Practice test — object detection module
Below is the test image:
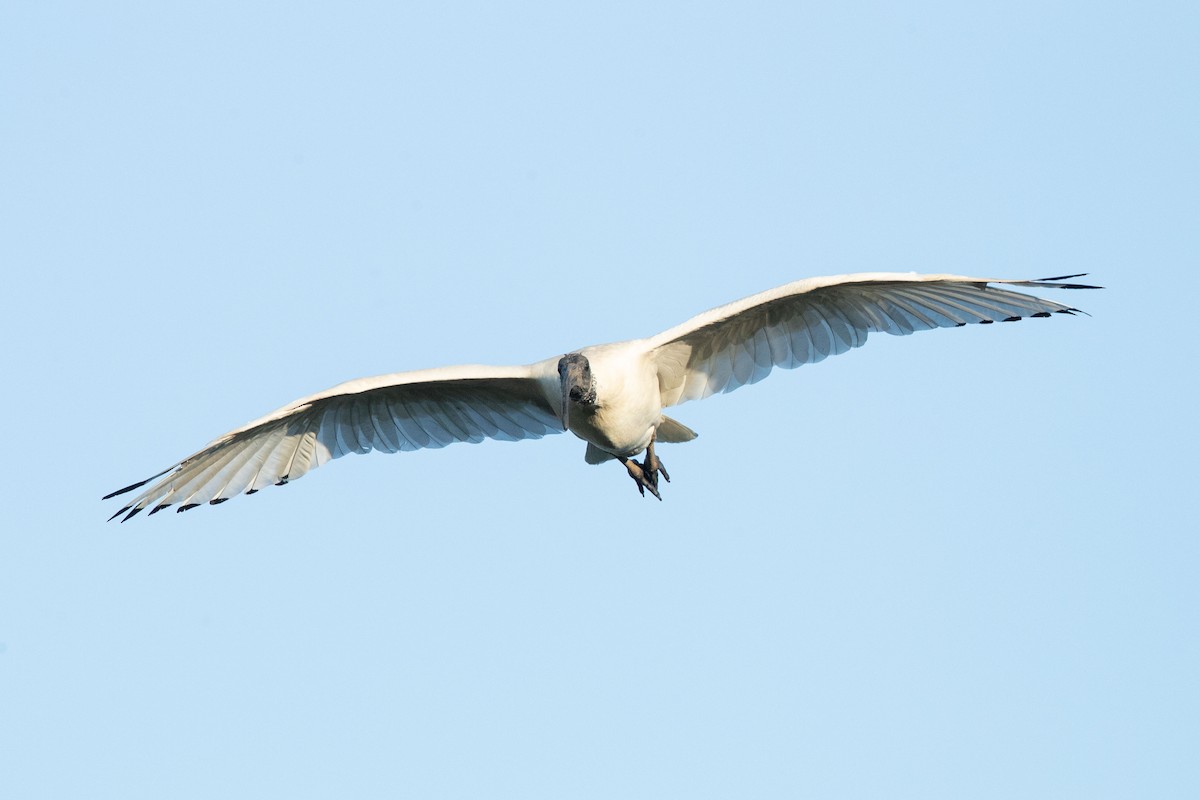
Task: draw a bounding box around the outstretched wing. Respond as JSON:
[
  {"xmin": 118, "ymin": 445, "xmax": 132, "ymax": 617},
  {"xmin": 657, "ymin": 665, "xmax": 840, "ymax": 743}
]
[
  {"xmin": 105, "ymin": 362, "xmax": 562, "ymax": 521},
  {"xmin": 649, "ymin": 273, "xmax": 1099, "ymax": 406}
]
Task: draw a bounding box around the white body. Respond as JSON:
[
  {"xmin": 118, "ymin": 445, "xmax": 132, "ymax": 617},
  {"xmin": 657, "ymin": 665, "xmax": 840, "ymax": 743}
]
[{"xmin": 558, "ymin": 342, "xmax": 662, "ymax": 458}]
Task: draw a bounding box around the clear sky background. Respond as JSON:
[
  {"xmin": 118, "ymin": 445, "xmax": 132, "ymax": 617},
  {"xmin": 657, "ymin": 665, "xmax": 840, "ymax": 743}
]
[{"xmin": 2, "ymin": 2, "xmax": 1197, "ymax": 798}]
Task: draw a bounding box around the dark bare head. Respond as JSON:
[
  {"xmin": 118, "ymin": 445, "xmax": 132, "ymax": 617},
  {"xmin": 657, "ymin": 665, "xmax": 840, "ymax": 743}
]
[{"xmin": 557, "ymin": 353, "xmax": 596, "ymax": 430}]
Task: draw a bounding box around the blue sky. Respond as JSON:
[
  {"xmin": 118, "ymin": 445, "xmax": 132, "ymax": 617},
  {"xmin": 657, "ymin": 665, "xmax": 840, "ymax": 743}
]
[{"xmin": 2, "ymin": 1, "xmax": 1197, "ymax": 797}]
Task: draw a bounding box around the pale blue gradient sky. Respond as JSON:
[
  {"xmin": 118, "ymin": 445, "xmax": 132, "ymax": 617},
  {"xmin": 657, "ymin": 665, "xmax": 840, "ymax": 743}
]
[{"xmin": 2, "ymin": 2, "xmax": 1197, "ymax": 798}]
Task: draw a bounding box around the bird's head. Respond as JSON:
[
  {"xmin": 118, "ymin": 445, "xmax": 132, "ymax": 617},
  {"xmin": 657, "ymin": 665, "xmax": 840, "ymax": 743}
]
[{"xmin": 557, "ymin": 352, "xmax": 596, "ymax": 430}]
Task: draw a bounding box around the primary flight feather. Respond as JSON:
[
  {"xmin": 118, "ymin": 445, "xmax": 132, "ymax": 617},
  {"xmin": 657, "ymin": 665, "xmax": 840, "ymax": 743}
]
[{"xmin": 105, "ymin": 272, "xmax": 1098, "ymax": 520}]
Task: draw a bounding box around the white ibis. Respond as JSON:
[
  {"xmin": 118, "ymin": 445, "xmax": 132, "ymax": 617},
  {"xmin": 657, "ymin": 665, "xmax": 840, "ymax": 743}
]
[{"xmin": 105, "ymin": 272, "xmax": 1098, "ymax": 520}]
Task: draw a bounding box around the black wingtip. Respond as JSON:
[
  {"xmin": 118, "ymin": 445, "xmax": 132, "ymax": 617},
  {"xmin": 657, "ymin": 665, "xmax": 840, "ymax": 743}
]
[
  {"xmin": 1034, "ymin": 273, "xmax": 1103, "ymax": 289},
  {"xmin": 102, "ymin": 478, "xmax": 152, "ymax": 501},
  {"xmin": 108, "ymin": 506, "xmax": 132, "ymax": 522},
  {"xmin": 177, "ymin": 503, "xmax": 200, "ymax": 514}
]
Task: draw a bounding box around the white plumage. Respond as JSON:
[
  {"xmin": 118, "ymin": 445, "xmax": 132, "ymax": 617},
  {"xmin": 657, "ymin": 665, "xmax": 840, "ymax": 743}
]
[{"xmin": 105, "ymin": 272, "xmax": 1097, "ymax": 519}]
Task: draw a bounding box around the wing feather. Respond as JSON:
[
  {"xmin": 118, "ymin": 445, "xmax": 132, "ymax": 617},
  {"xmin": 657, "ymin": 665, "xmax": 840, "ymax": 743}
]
[
  {"xmin": 651, "ymin": 272, "xmax": 1098, "ymax": 407},
  {"xmin": 162, "ymin": 428, "xmax": 269, "ymax": 508},
  {"xmin": 106, "ymin": 362, "xmax": 562, "ymax": 520},
  {"xmin": 368, "ymin": 395, "xmax": 404, "ymax": 453},
  {"xmin": 252, "ymin": 421, "xmax": 311, "ymax": 490},
  {"xmin": 202, "ymin": 428, "xmax": 288, "ymax": 505}
]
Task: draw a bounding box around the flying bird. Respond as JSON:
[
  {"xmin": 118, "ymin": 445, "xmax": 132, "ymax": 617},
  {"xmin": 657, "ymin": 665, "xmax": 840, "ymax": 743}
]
[{"xmin": 105, "ymin": 272, "xmax": 1098, "ymax": 520}]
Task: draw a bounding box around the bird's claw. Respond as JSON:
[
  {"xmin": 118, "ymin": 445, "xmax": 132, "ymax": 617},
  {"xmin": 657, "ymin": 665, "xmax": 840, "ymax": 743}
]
[
  {"xmin": 624, "ymin": 459, "xmax": 663, "ymax": 501},
  {"xmin": 643, "ymin": 453, "xmax": 670, "ymax": 485},
  {"xmin": 621, "ymin": 434, "xmax": 669, "ymax": 501}
]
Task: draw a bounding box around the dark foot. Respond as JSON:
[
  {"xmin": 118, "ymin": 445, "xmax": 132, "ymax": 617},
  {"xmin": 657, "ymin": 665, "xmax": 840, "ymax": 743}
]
[
  {"xmin": 640, "ymin": 434, "xmax": 669, "ymax": 490},
  {"xmin": 641, "ymin": 450, "xmax": 670, "ymax": 487},
  {"xmin": 623, "ymin": 458, "xmax": 662, "ymax": 501},
  {"xmin": 620, "ymin": 432, "xmax": 671, "ymax": 501}
]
